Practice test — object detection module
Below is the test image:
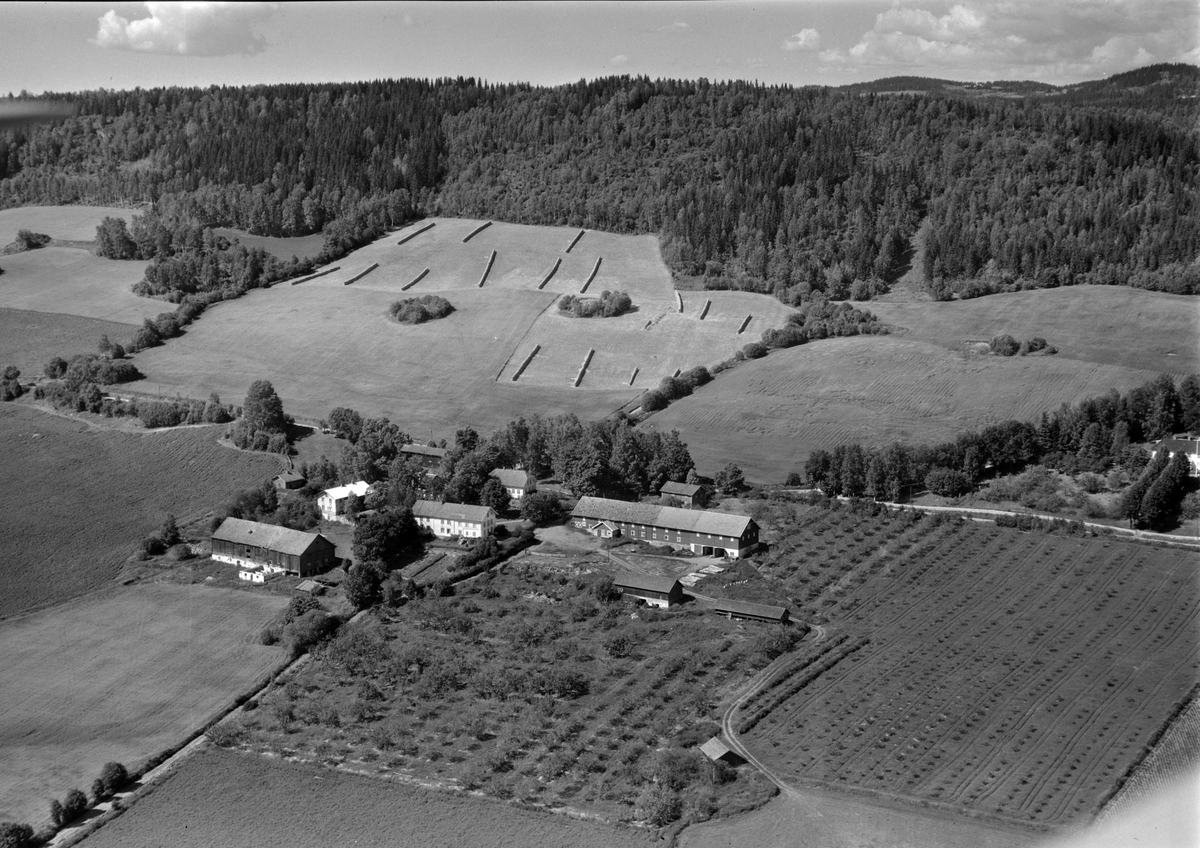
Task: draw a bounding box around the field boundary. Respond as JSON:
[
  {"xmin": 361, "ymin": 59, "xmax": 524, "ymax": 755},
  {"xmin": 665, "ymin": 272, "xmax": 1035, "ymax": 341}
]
[
  {"xmin": 396, "ymin": 221, "xmax": 435, "ymax": 245},
  {"xmin": 574, "ymin": 348, "xmax": 595, "ymax": 387},
  {"xmin": 342, "ymin": 263, "xmax": 378, "ymax": 286},
  {"xmin": 478, "ymin": 250, "xmax": 497, "ymax": 287},
  {"xmin": 401, "ymin": 268, "xmax": 430, "ymax": 291},
  {"xmin": 509, "ymin": 344, "xmax": 542, "ymax": 382},
  {"xmin": 289, "ymin": 266, "xmax": 340, "ymax": 286},
  {"xmin": 580, "ymin": 257, "xmax": 602, "ymax": 294},
  {"xmin": 565, "ymin": 230, "xmax": 585, "ymax": 253},
  {"xmin": 462, "ymin": 221, "xmax": 492, "ymax": 243},
  {"xmin": 538, "ymin": 258, "xmax": 562, "ymax": 290}
]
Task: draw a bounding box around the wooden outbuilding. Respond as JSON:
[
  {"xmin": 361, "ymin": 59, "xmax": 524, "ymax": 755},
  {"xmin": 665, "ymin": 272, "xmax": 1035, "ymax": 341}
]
[
  {"xmin": 713, "ymin": 598, "xmax": 790, "ymax": 624},
  {"xmin": 400, "ymin": 443, "xmax": 448, "ymax": 472},
  {"xmin": 699, "ymin": 736, "xmax": 743, "ymax": 765},
  {"xmin": 211, "ymin": 518, "xmax": 337, "ymax": 578},
  {"xmin": 490, "ymin": 468, "xmax": 536, "ymax": 502},
  {"xmin": 660, "ymin": 481, "xmax": 707, "ymax": 507},
  {"xmin": 571, "ymin": 496, "xmax": 759, "ymax": 558},
  {"xmin": 272, "ymin": 471, "xmax": 306, "ymax": 490},
  {"xmin": 612, "ymin": 572, "xmax": 683, "ymax": 608}
]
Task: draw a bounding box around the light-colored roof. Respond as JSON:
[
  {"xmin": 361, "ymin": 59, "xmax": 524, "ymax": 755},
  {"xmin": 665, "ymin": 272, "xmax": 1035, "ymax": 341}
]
[
  {"xmin": 295, "ymin": 579, "xmax": 323, "ymax": 593},
  {"xmin": 413, "ymin": 500, "xmax": 496, "ymax": 523},
  {"xmin": 714, "ymin": 598, "xmax": 789, "ymax": 621},
  {"xmin": 401, "ymin": 443, "xmax": 448, "ymax": 458},
  {"xmin": 699, "ymin": 736, "xmax": 733, "ymax": 761},
  {"xmin": 571, "ymin": 496, "xmax": 754, "ymax": 538},
  {"xmin": 274, "ymin": 471, "xmax": 305, "ymax": 482},
  {"xmin": 490, "ymin": 468, "xmax": 532, "ymax": 489},
  {"xmin": 212, "ymin": 517, "xmax": 329, "ymax": 557},
  {"xmin": 613, "ymin": 571, "xmax": 681, "ymax": 595},
  {"xmin": 660, "ymin": 481, "xmax": 703, "ymax": 497},
  {"xmin": 321, "ymin": 481, "xmax": 372, "ymax": 500},
  {"xmin": 1154, "ymin": 438, "xmax": 1200, "ymax": 456}
]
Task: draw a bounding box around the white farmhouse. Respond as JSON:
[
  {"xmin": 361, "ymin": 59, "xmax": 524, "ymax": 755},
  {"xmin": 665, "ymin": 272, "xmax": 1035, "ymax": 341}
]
[
  {"xmin": 317, "ymin": 481, "xmax": 373, "ymax": 522},
  {"xmin": 489, "ymin": 468, "xmax": 536, "ymax": 502},
  {"xmin": 1151, "ymin": 437, "xmax": 1200, "ymax": 476},
  {"xmin": 413, "ymin": 500, "xmax": 496, "ymax": 539}
]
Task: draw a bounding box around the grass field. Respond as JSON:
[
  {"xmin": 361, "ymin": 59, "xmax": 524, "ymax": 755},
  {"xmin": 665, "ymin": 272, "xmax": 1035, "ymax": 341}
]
[
  {"xmin": 0, "ymin": 584, "xmax": 288, "ymax": 828},
  {"xmin": 649, "ymin": 334, "xmax": 1174, "ymax": 482},
  {"xmin": 724, "ymin": 508, "xmax": 1199, "ymax": 828},
  {"xmin": 0, "ymin": 308, "xmax": 137, "ymax": 376},
  {"xmin": 126, "ymin": 218, "xmax": 791, "ymax": 435},
  {"xmin": 0, "ymin": 247, "xmax": 154, "ymax": 324},
  {"xmin": 0, "ymin": 205, "xmax": 136, "ymax": 243},
  {"xmin": 0, "ymin": 403, "xmax": 282, "ymax": 618},
  {"xmin": 211, "ymin": 228, "xmax": 326, "ymax": 262},
  {"xmin": 81, "ymin": 748, "xmax": 655, "ymax": 848},
  {"xmin": 868, "ymin": 286, "xmax": 1200, "ymax": 375}
]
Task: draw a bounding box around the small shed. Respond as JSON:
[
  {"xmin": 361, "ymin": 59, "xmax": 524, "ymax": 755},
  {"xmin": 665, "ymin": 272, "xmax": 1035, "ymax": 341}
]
[
  {"xmin": 713, "ymin": 598, "xmax": 790, "ymax": 624},
  {"xmin": 273, "ymin": 471, "xmax": 306, "ymax": 490},
  {"xmin": 660, "ymin": 481, "xmax": 706, "ymax": 507},
  {"xmin": 699, "ymin": 736, "xmax": 743, "ymax": 765},
  {"xmin": 295, "ymin": 579, "xmax": 324, "ymax": 595},
  {"xmin": 590, "ymin": 520, "xmax": 620, "ymax": 539},
  {"xmin": 612, "ymin": 572, "xmax": 683, "ymax": 609}
]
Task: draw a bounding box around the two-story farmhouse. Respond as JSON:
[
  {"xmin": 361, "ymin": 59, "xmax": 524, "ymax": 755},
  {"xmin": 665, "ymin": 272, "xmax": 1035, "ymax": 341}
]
[
  {"xmin": 317, "ymin": 481, "xmax": 373, "ymax": 522},
  {"xmin": 211, "ymin": 517, "xmax": 337, "ymax": 581},
  {"xmin": 400, "ymin": 443, "xmax": 448, "ymax": 473},
  {"xmin": 413, "ymin": 500, "xmax": 496, "ymax": 538},
  {"xmin": 490, "ymin": 468, "xmax": 536, "ymax": 502},
  {"xmin": 571, "ymin": 496, "xmax": 759, "ymax": 558},
  {"xmin": 1151, "ymin": 437, "xmax": 1200, "ymax": 476}
]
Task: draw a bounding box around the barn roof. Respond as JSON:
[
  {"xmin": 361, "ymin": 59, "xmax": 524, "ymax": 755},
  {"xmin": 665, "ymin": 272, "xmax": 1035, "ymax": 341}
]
[
  {"xmin": 571, "ymin": 496, "xmax": 754, "ymax": 538},
  {"xmin": 713, "ymin": 598, "xmax": 789, "ymax": 621},
  {"xmin": 401, "ymin": 443, "xmax": 448, "ymax": 458},
  {"xmin": 660, "ymin": 481, "xmax": 703, "ymax": 497},
  {"xmin": 212, "ymin": 518, "xmax": 329, "ymax": 556},
  {"xmin": 413, "ymin": 500, "xmax": 496, "ymax": 523},
  {"xmin": 1154, "ymin": 438, "xmax": 1200, "ymax": 456},
  {"xmin": 699, "ymin": 736, "xmax": 733, "ymax": 761},
  {"xmin": 490, "ymin": 468, "xmax": 532, "ymax": 489},
  {"xmin": 613, "ymin": 571, "xmax": 681, "ymax": 595}
]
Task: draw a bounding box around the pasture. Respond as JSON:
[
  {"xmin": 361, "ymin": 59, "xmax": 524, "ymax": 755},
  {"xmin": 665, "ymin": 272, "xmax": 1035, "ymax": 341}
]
[
  {"xmin": 126, "ymin": 219, "xmax": 791, "ymax": 436},
  {"xmin": 649, "ymin": 335, "xmax": 1172, "ymax": 483},
  {"xmin": 0, "ymin": 584, "xmax": 288, "ymax": 829},
  {"xmin": 0, "ymin": 404, "xmax": 281, "ymax": 618},
  {"xmin": 80, "ymin": 748, "xmax": 655, "ymax": 848},
  {"xmin": 869, "ymin": 286, "xmax": 1200, "ymax": 375},
  {"xmin": 0, "ymin": 246, "xmax": 154, "ymax": 324},
  {"xmin": 211, "ymin": 228, "xmax": 326, "ymax": 262},
  {"xmin": 730, "ymin": 509, "xmax": 1199, "ymax": 827},
  {"xmin": 0, "ymin": 205, "xmax": 136, "ymax": 242},
  {"xmin": 0, "ymin": 308, "xmax": 136, "ymax": 376}
]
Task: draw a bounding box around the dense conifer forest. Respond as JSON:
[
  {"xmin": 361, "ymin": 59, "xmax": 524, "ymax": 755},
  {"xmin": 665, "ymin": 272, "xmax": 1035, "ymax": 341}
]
[{"xmin": 1, "ymin": 63, "xmax": 1196, "ymax": 300}]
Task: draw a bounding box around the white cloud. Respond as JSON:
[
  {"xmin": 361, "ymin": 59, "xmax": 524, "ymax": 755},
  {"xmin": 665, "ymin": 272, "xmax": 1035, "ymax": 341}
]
[
  {"xmin": 821, "ymin": 0, "xmax": 1199, "ymax": 82},
  {"xmin": 610, "ymin": 54, "xmax": 629, "ymax": 66},
  {"xmin": 659, "ymin": 22, "xmax": 690, "ymax": 33},
  {"xmin": 782, "ymin": 28, "xmax": 821, "ymax": 52},
  {"xmin": 94, "ymin": 2, "xmax": 276, "ymax": 56}
]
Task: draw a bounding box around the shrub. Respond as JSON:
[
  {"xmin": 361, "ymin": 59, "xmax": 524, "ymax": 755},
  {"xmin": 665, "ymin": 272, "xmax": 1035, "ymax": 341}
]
[
  {"xmin": 634, "ymin": 784, "xmax": 682, "ymax": 826},
  {"xmin": 98, "ymin": 762, "xmax": 128, "ymax": 797},
  {"xmin": 558, "ymin": 290, "xmax": 633, "ymax": 318},
  {"xmin": 283, "ymin": 610, "xmax": 338, "ymax": 655},
  {"xmin": 924, "ymin": 468, "xmax": 974, "ymax": 497},
  {"xmin": 741, "ymin": 342, "xmax": 768, "ymax": 359},
  {"xmin": 0, "ymin": 822, "xmax": 34, "ymax": 848},
  {"xmin": 390, "ymin": 295, "xmax": 454, "ymax": 324},
  {"xmin": 989, "ymin": 334, "xmax": 1019, "ymax": 356},
  {"xmin": 14, "ymin": 229, "xmax": 50, "ymax": 250}
]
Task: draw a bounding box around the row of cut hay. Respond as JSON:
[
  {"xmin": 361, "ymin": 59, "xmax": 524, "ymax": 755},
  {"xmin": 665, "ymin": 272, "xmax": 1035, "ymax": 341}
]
[
  {"xmin": 401, "ymin": 268, "xmax": 430, "ymax": 291},
  {"xmin": 343, "ymin": 263, "xmax": 379, "ymax": 286},
  {"xmin": 698, "ymin": 299, "xmax": 712, "ymax": 320},
  {"xmin": 579, "ymin": 257, "xmax": 603, "ymax": 294},
  {"xmin": 289, "ymin": 266, "xmax": 340, "ymax": 286},
  {"xmin": 462, "ymin": 220, "xmax": 493, "ymax": 243},
  {"xmin": 509, "ymin": 344, "xmax": 542, "ymax": 382},
  {"xmin": 629, "ymin": 366, "xmax": 639, "ymax": 386},
  {"xmin": 396, "ymin": 221, "xmax": 436, "ymax": 245},
  {"xmin": 574, "ymin": 348, "xmax": 595, "ymax": 387},
  {"xmin": 677, "ymin": 292, "xmax": 684, "ymax": 313},
  {"xmin": 737, "ymin": 314, "xmax": 753, "ymax": 333},
  {"xmin": 538, "ymin": 257, "xmax": 562, "ymax": 290},
  {"xmin": 478, "ymin": 250, "xmax": 498, "ymax": 287},
  {"xmin": 565, "ymin": 229, "xmax": 586, "ymax": 253}
]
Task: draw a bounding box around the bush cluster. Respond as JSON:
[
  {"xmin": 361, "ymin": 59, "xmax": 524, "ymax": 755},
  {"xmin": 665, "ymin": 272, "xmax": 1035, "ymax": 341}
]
[
  {"xmin": 558, "ymin": 290, "xmax": 633, "ymax": 318},
  {"xmin": 989, "ymin": 334, "xmax": 1057, "ymax": 356},
  {"xmin": 640, "ymin": 366, "xmax": 712, "ymax": 413},
  {"xmin": 389, "ymin": 294, "xmax": 454, "ymax": 324},
  {"xmin": 1, "ymin": 366, "xmax": 22, "ymax": 401}
]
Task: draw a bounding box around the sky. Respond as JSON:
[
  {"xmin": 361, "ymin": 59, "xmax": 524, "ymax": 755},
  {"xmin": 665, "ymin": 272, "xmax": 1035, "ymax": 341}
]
[{"xmin": 2, "ymin": 1, "xmax": 1197, "ymax": 95}]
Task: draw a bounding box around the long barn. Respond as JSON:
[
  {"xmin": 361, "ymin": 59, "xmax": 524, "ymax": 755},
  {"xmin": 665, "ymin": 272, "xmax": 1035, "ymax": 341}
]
[
  {"xmin": 211, "ymin": 517, "xmax": 337, "ymax": 579},
  {"xmin": 571, "ymin": 496, "xmax": 759, "ymax": 558}
]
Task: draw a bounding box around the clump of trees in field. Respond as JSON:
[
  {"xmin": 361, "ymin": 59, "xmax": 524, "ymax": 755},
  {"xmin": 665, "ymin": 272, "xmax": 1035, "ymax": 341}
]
[
  {"xmin": 228, "ymin": 380, "xmax": 292, "ymax": 453},
  {"xmin": 640, "ymin": 366, "xmax": 712, "ymax": 413},
  {"xmin": 989, "ymin": 334, "xmax": 1056, "ymax": 356},
  {"xmin": 389, "ymin": 294, "xmax": 454, "ymax": 324},
  {"xmin": 1, "ymin": 366, "xmax": 22, "ymax": 401},
  {"xmin": 558, "ymin": 290, "xmax": 633, "ymax": 318},
  {"xmin": 3, "ymin": 229, "xmax": 50, "ymax": 253}
]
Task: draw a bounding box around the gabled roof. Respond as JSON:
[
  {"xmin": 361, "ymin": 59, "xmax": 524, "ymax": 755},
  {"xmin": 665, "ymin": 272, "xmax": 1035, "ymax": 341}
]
[
  {"xmin": 1154, "ymin": 438, "xmax": 1200, "ymax": 456},
  {"xmin": 699, "ymin": 736, "xmax": 733, "ymax": 761},
  {"xmin": 321, "ymin": 481, "xmax": 372, "ymax": 500},
  {"xmin": 571, "ymin": 496, "xmax": 754, "ymax": 538},
  {"xmin": 613, "ymin": 571, "xmax": 681, "ymax": 595},
  {"xmin": 413, "ymin": 500, "xmax": 496, "ymax": 523},
  {"xmin": 661, "ymin": 481, "xmax": 703, "ymax": 497},
  {"xmin": 713, "ymin": 598, "xmax": 789, "ymax": 621},
  {"xmin": 401, "ymin": 443, "xmax": 448, "ymax": 458},
  {"xmin": 490, "ymin": 468, "xmax": 532, "ymax": 489},
  {"xmin": 274, "ymin": 471, "xmax": 305, "ymax": 483},
  {"xmin": 212, "ymin": 517, "xmax": 330, "ymax": 556}
]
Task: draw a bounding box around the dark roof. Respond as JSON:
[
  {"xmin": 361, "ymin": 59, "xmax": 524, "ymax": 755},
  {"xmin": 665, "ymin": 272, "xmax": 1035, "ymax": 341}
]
[
  {"xmin": 413, "ymin": 500, "xmax": 496, "ymax": 523},
  {"xmin": 212, "ymin": 518, "xmax": 330, "ymax": 556},
  {"xmin": 401, "ymin": 443, "xmax": 448, "ymax": 458},
  {"xmin": 660, "ymin": 481, "xmax": 703, "ymax": 497},
  {"xmin": 572, "ymin": 496, "xmax": 754, "ymax": 538},
  {"xmin": 714, "ymin": 598, "xmax": 789, "ymax": 621},
  {"xmin": 274, "ymin": 471, "xmax": 305, "ymax": 483},
  {"xmin": 1155, "ymin": 438, "xmax": 1200, "ymax": 455},
  {"xmin": 613, "ymin": 571, "xmax": 681, "ymax": 595},
  {"xmin": 490, "ymin": 468, "xmax": 532, "ymax": 489}
]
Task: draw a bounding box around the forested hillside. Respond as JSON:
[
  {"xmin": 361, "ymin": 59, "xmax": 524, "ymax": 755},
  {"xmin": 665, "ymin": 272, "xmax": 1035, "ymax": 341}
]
[{"xmin": 1, "ymin": 64, "xmax": 1196, "ymax": 300}]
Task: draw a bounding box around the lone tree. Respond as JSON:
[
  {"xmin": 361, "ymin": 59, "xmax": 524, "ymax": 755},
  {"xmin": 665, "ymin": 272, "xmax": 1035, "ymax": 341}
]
[{"xmin": 243, "ymin": 380, "xmax": 287, "ymax": 433}]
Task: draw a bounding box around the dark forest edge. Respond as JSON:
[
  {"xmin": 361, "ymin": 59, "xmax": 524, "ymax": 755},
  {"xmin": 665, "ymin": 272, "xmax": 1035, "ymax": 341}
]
[{"xmin": 0, "ymin": 62, "xmax": 1194, "ymax": 309}]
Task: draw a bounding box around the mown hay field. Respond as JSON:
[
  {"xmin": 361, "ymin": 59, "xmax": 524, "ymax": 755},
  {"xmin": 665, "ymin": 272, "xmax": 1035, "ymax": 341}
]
[
  {"xmin": 0, "ymin": 246, "xmax": 154, "ymax": 324},
  {"xmin": 735, "ymin": 513, "xmax": 1199, "ymax": 828},
  {"xmin": 0, "ymin": 584, "xmax": 288, "ymax": 829},
  {"xmin": 81, "ymin": 748, "xmax": 655, "ymax": 848},
  {"xmin": 0, "ymin": 205, "xmax": 136, "ymax": 242},
  {"xmin": 212, "ymin": 228, "xmax": 326, "ymax": 261},
  {"xmin": 0, "ymin": 404, "xmax": 281, "ymax": 618},
  {"xmin": 0, "ymin": 308, "xmax": 137, "ymax": 376},
  {"xmin": 127, "ymin": 220, "xmax": 791, "ymax": 433},
  {"xmin": 649, "ymin": 334, "xmax": 1172, "ymax": 482},
  {"xmin": 869, "ymin": 286, "xmax": 1200, "ymax": 375}
]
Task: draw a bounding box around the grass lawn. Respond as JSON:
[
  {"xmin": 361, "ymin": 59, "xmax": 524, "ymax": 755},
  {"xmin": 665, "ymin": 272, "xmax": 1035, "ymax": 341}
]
[
  {"xmin": 0, "ymin": 584, "xmax": 288, "ymax": 829},
  {"xmin": 0, "ymin": 246, "xmax": 155, "ymax": 324},
  {"xmin": 212, "ymin": 228, "xmax": 326, "ymax": 262},
  {"xmin": 0, "ymin": 308, "xmax": 137, "ymax": 376}
]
